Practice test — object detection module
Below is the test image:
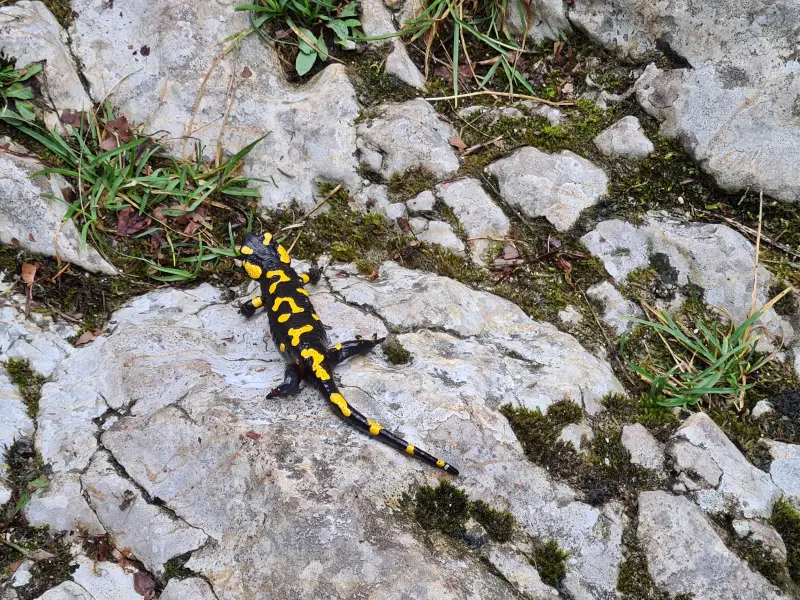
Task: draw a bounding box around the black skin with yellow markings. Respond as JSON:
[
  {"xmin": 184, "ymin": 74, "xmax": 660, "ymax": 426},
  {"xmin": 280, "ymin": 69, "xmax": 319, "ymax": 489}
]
[{"xmin": 239, "ymin": 231, "xmax": 459, "ymax": 476}]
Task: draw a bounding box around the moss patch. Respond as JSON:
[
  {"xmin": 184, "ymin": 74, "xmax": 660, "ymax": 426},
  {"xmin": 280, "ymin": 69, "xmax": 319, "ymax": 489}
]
[
  {"xmin": 5, "ymin": 358, "xmax": 46, "ymax": 420},
  {"xmin": 163, "ymin": 552, "xmax": 195, "ymax": 582},
  {"xmin": 388, "ymin": 167, "xmax": 439, "ymax": 201},
  {"xmin": 470, "ymin": 500, "xmax": 515, "ymax": 543},
  {"xmin": 771, "ymin": 499, "xmax": 800, "ymax": 586},
  {"xmin": 384, "ymin": 337, "xmax": 412, "ymax": 365},
  {"xmin": 601, "ymin": 393, "xmax": 679, "ymax": 444},
  {"xmin": 347, "ymin": 52, "xmax": 420, "ymax": 108},
  {"xmin": 531, "ymin": 540, "xmax": 569, "ymax": 587}
]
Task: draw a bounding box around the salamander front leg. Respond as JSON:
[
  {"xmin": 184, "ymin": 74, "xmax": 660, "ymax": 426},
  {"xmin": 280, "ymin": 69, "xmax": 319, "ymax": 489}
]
[
  {"xmin": 267, "ymin": 361, "xmax": 305, "ymax": 399},
  {"xmin": 240, "ymin": 296, "xmax": 265, "ymax": 318},
  {"xmin": 299, "ymin": 266, "xmax": 323, "ymax": 286},
  {"xmin": 328, "ymin": 333, "xmax": 386, "ymax": 365}
]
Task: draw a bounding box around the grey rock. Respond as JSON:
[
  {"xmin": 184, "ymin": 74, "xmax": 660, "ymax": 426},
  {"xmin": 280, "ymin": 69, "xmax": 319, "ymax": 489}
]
[
  {"xmin": 0, "ymin": 303, "xmax": 73, "ymax": 378},
  {"xmin": 621, "ymin": 424, "xmax": 665, "ymax": 473},
  {"xmin": 42, "ymin": 270, "xmax": 625, "ymax": 599},
  {"xmin": 581, "ymin": 212, "xmax": 793, "ymax": 348},
  {"xmin": 71, "ymin": 555, "xmax": 141, "ymax": 600},
  {"xmin": 506, "ymin": 0, "xmax": 571, "ymax": 44},
  {"xmin": 24, "ymin": 473, "xmax": 105, "ymax": 536},
  {"xmin": 751, "ymin": 400, "xmax": 775, "ymax": 420},
  {"xmin": 160, "ymin": 578, "xmax": 217, "ymax": 600},
  {"xmin": 357, "ymin": 99, "xmax": 460, "ymax": 179},
  {"xmin": 666, "ymin": 413, "xmax": 781, "ymax": 518},
  {"xmin": 558, "ymin": 422, "xmax": 594, "ymax": 454},
  {"xmin": 11, "ymin": 560, "xmax": 32, "ymax": 587},
  {"xmin": 731, "ymin": 518, "xmax": 788, "ymax": 562},
  {"xmin": 436, "ymin": 178, "xmax": 510, "ymax": 265},
  {"xmin": 586, "ymin": 281, "xmax": 641, "ymax": 337},
  {"xmin": 383, "ymin": 202, "xmax": 408, "ymax": 222},
  {"xmin": 414, "ymin": 220, "xmax": 465, "ymax": 254},
  {"xmin": 34, "ymin": 582, "xmax": 93, "ymax": 600},
  {"xmin": 763, "ymin": 440, "xmax": 800, "ymax": 509},
  {"xmin": 0, "ymin": 148, "xmax": 116, "ymax": 275},
  {"xmin": 406, "ymin": 190, "xmax": 436, "ymax": 213},
  {"xmin": 522, "ymin": 103, "xmax": 564, "ymax": 126},
  {"xmin": 71, "ymin": 0, "xmax": 361, "ymax": 213},
  {"xmin": 593, "ymin": 116, "xmax": 654, "ymax": 159},
  {"xmin": 82, "ymin": 452, "xmax": 208, "ymax": 576},
  {"xmin": 483, "ymin": 546, "xmax": 560, "ymax": 598},
  {"xmin": 637, "ymin": 491, "xmax": 785, "ymax": 600},
  {"xmin": 360, "ymin": 0, "xmax": 395, "ymax": 37},
  {"xmin": 486, "ymin": 147, "xmax": 608, "ymax": 232},
  {"xmin": 386, "ymin": 40, "xmax": 426, "ymax": 89},
  {"xmin": 0, "ymin": 368, "xmax": 34, "ymax": 506},
  {"xmin": 558, "ymin": 305, "xmax": 583, "ymax": 325},
  {"xmin": 457, "ymin": 105, "xmax": 524, "ymax": 125},
  {"xmin": 0, "ymin": 1, "xmax": 92, "ymax": 130}
]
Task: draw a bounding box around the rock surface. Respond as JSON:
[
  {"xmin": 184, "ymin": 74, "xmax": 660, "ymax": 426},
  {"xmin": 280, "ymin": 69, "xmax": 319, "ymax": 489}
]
[
  {"xmin": 28, "ymin": 267, "xmax": 626, "ymax": 599},
  {"xmin": 385, "ymin": 40, "xmax": 426, "ymax": 89},
  {"xmin": 666, "ymin": 413, "xmax": 781, "ymax": 518},
  {"xmin": 357, "ymin": 99, "xmax": 460, "ymax": 179},
  {"xmin": 0, "ymin": 1, "xmax": 92, "ymax": 130},
  {"xmin": 558, "ymin": 422, "xmax": 594, "ymax": 454},
  {"xmin": 483, "ymin": 546, "xmax": 560, "ymax": 598},
  {"xmin": 160, "ymin": 578, "xmax": 218, "ymax": 600},
  {"xmin": 34, "ymin": 581, "xmax": 93, "ymax": 600},
  {"xmin": 621, "ymin": 423, "xmax": 664, "ymax": 473},
  {"xmin": 586, "ymin": 281, "xmax": 641, "ymax": 337},
  {"xmin": 486, "ymin": 147, "xmax": 608, "ymax": 231},
  {"xmin": 0, "ymin": 302, "xmax": 74, "ymax": 378},
  {"xmin": 436, "ymin": 178, "xmax": 510, "ymax": 265},
  {"xmin": 408, "ymin": 218, "xmax": 465, "ymax": 254},
  {"xmin": 593, "ymin": 116, "xmax": 654, "ymax": 159},
  {"xmin": 571, "ymin": 0, "xmax": 800, "ymax": 202},
  {"xmin": 70, "ymin": 0, "xmax": 361, "ymax": 212},
  {"xmin": 0, "ymin": 147, "xmax": 116, "ymax": 275},
  {"xmin": 581, "ymin": 212, "xmax": 792, "ymax": 346},
  {"xmin": 637, "ymin": 491, "xmax": 785, "ymax": 600},
  {"xmin": 763, "ymin": 440, "xmax": 800, "ymax": 509}
]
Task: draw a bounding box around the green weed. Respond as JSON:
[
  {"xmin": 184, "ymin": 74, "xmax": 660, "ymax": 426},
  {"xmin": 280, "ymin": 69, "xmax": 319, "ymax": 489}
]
[{"xmin": 0, "ymin": 55, "xmax": 41, "ymax": 121}]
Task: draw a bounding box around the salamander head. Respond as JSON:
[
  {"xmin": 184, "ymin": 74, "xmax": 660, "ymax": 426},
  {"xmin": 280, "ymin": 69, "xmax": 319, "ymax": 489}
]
[{"xmin": 239, "ymin": 232, "xmax": 292, "ymax": 279}]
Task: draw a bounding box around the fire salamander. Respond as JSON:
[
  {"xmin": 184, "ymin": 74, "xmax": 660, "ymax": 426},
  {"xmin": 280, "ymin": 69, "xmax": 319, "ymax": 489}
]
[{"xmin": 238, "ymin": 232, "xmax": 459, "ymax": 475}]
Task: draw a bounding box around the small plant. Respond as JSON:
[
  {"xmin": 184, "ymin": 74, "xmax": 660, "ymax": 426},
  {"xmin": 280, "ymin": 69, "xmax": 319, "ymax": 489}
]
[
  {"xmin": 622, "ymin": 291, "xmax": 791, "ymax": 410},
  {"xmin": 1, "ymin": 105, "xmax": 264, "ymax": 282},
  {"xmin": 237, "ymin": 0, "xmax": 362, "ymax": 76},
  {"xmin": 531, "ymin": 539, "xmax": 569, "ymax": 587},
  {"xmin": 0, "ymin": 54, "xmax": 41, "ymax": 120}
]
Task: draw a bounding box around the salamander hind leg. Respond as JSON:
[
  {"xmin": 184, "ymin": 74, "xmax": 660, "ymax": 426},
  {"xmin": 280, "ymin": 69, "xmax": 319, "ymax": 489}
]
[
  {"xmin": 267, "ymin": 361, "xmax": 305, "ymax": 399},
  {"xmin": 320, "ymin": 380, "xmax": 458, "ymax": 475},
  {"xmin": 328, "ymin": 334, "xmax": 386, "ymax": 365},
  {"xmin": 240, "ymin": 296, "xmax": 265, "ymax": 318}
]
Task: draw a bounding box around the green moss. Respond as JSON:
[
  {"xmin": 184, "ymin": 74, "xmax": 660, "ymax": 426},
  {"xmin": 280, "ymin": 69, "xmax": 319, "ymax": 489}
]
[
  {"xmin": 769, "ymin": 282, "xmax": 797, "ymax": 317},
  {"xmin": 616, "ymin": 542, "xmax": 668, "ymax": 599},
  {"xmin": 384, "ymin": 338, "xmax": 412, "ymax": 365},
  {"xmin": 40, "ymin": 0, "xmax": 74, "ymax": 29},
  {"xmin": 163, "ymin": 552, "xmax": 195, "ymax": 582},
  {"xmin": 388, "ymin": 167, "xmax": 439, "ymax": 201},
  {"xmin": 347, "ymin": 53, "xmax": 419, "ymax": 107},
  {"xmin": 6, "ymin": 358, "xmax": 46, "ymax": 420},
  {"xmin": 601, "ymin": 393, "xmax": 679, "ymax": 443},
  {"xmin": 414, "ymin": 481, "xmax": 471, "ymax": 537},
  {"xmin": 771, "ymin": 499, "xmax": 800, "ymax": 585},
  {"xmin": 531, "ymin": 540, "xmax": 569, "ymax": 587},
  {"xmin": 618, "ymin": 267, "xmax": 659, "ymax": 303},
  {"xmin": 499, "ymin": 400, "xmax": 584, "ymax": 478},
  {"xmin": 470, "ymin": 500, "xmax": 515, "ymax": 543}
]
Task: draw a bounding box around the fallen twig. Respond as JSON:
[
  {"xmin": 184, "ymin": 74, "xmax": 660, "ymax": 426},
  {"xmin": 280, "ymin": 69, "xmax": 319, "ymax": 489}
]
[
  {"xmin": 696, "ymin": 206, "xmax": 800, "ymax": 260},
  {"xmin": 426, "ymin": 90, "xmax": 574, "ymax": 107}
]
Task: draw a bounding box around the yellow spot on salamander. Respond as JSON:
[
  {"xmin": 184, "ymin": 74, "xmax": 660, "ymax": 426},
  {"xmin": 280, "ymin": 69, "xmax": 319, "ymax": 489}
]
[
  {"xmin": 288, "ymin": 325, "xmax": 313, "ymax": 346},
  {"xmin": 330, "ymin": 393, "xmax": 351, "ymax": 417},
  {"xmin": 296, "ymin": 288, "xmax": 309, "ymax": 297},
  {"xmin": 301, "ymin": 348, "xmax": 330, "ymax": 381},
  {"xmin": 311, "ymin": 314, "xmax": 320, "ymax": 321},
  {"xmin": 405, "ymin": 444, "xmax": 415, "ymax": 455},
  {"xmin": 277, "ymin": 245, "xmax": 291, "ymax": 264},
  {"xmin": 300, "ymin": 273, "xmax": 310, "ymax": 284},
  {"xmin": 263, "ymin": 233, "xmax": 273, "ymax": 245},
  {"xmin": 333, "ymin": 343, "xmax": 342, "ymax": 350},
  {"xmin": 279, "ymin": 343, "xmax": 286, "ymax": 352},
  {"xmin": 272, "ymin": 297, "xmax": 304, "ymax": 314},
  {"xmin": 436, "ymin": 459, "xmax": 445, "ymax": 468},
  {"xmin": 243, "ymin": 261, "xmax": 262, "ymax": 279},
  {"xmin": 278, "ymin": 314, "xmax": 291, "ymax": 323},
  {"xmin": 266, "ymin": 270, "xmax": 290, "ymax": 294},
  {"xmin": 367, "ymin": 419, "xmax": 383, "ymax": 435},
  {"xmin": 240, "ymin": 245, "xmax": 254, "ymax": 255},
  {"xmin": 251, "ymin": 297, "xmax": 263, "ymax": 308}
]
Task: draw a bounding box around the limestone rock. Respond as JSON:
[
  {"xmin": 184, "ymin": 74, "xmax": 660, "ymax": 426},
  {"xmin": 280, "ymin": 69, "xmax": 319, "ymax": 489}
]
[
  {"xmin": 752, "ymin": 400, "xmax": 775, "ymax": 420},
  {"xmin": 436, "ymin": 178, "xmax": 510, "ymax": 265},
  {"xmin": 666, "ymin": 413, "xmax": 781, "ymax": 518},
  {"xmin": 483, "ymin": 546, "xmax": 560, "ymax": 598},
  {"xmin": 763, "ymin": 440, "xmax": 800, "ymax": 509},
  {"xmin": 0, "ymin": 368, "xmax": 34, "ymax": 505},
  {"xmin": 360, "ymin": 0, "xmax": 396, "ymax": 37},
  {"xmin": 637, "ymin": 491, "xmax": 785, "ymax": 600},
  {"xmin": 506, "ymin": 0, "xmax": 571, "ymax": 44},
  {"xmin": 34, "ymin": 582, "xmax": 93, "ymax": 600},
  {"xmin": 386, "ymin": 40, "xmax": 425, "ymax": 89},
  {"xmin": 71, "ymin": 555, "xmax": 141, "ymax": 600},
  {"xmin": 486, "ymin": 147, "xmax": 608, "ymax": 232},
  {"xmin": 586, "ymin": 281, "xmax": 641, "ymax": 337},
  {"xmin": 24, "ymin": 473, "xmax": 105, "ymax": 536},
  {"xmin": 558, "ymin": 306, "xmax": 583, "ymax": 325},
  {"xmin": 0, "ymin": 1, "xmax": 92, "ymax": 130},
  {"xmin": 621, "ymin": 424, "xmax": 664, "ymax": 473},
  {"xmin": 406, "ymin": 190, "xmax": 436, "ymax": 213},
  {"xmin": 41, "ymin": 270, "xmax": 625, "ymax": 599},
  {"xmin": 731, "ymin": 518, "xmax": 788, "ymax": 562},
  {"xmin": 593, "ymin": 116, "xmax": 654, "ymax": 159},
  {"xmin": 558, "ymin": 422, "xmax": 594, "ymax": 454},
  {"xmin": 0, "ymin": 147, "xmax": 116, "ymax": 275},
  {"xmin": 410, "ymin": 219, "xmax": 465, "ymax": 254},
  {"xmin": 71, "ymin": 0, "xmax": 361, "ymax": 212},
  {"xmin": 160, "ymin": 578, "xmax": 218, "ymax": 600},
  {"xmin": 581, "ymin": 212, "xmax": 792, "ymax": 347},
  {"xmin": 356, "ymin": 99, "xmax": 460, "ymax": 179},
  {"xmin": 0, "ymin": 303, "xmax": 73, "ymax": 378},
  {"xmin": 82, "ymin": 452, "xmax": 208, "ymax": 576},
  {"xmin": 570, "ymin": 0, "xmax": 800, "ymax": 201}
]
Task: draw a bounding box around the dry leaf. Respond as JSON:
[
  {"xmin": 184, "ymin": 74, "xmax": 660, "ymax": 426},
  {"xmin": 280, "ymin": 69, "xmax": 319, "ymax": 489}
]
[
  {"xmin": 60, "ymin": 109, "xmax": 85, "ymax": 128},
  {"xmin": 21, "ymin": 262, "xmax": 37, "ymax": 285},
  {"xmin": 448, "ymin": 136, "xmax": 467, "ymax": 150},
  {"xmin": 139, "ymin": 45, "xmax": 151, "ymax": 57},
  {"xmin": 396, "ymin": 217, "xmax": 411, "ymax": 233},
  {"xmin": 501, "ymin": 243, "xmax": 520, "ymax": 260},
  {"xmin": 105, "ymin": 116, "xmax": 132, "ymax": 142},
  {"xmin": 75, "ymin": 331, "xmax": 97, "ymax": 346},
  {"xmin": 133, "ymin": 571, "xmax": 156, "ymax": 597},
  {"xmin": 242, "ymin": 66, "xmax": 253, "ymax": 78},
  {"xmin": 28, "ymin": 550, "xmax": 56, "ymax": 561},
  {"xmin": 99, "ymin": 137, "xmax": 119, "ymax": 151},
  {"xmin": 366, "ymin": 270, "xmax": 379, "ymax": 280},
  {"xmin": 10, "ymin": 238, "xmax": 19, "ymax": 247},
  {"xmin": 245, "ymin": 431, "xmax": 262, "ymax": 440},
  {"xmin": 28, "ymin": 233, "xmax": 36, "ymax": 242},
  {"xmin": 116, "ymin": 208, "xmax": 151, "ymax": 237},
  {"xmin": 61, "ymin": 187, "xmax": 76, "ymax": 205},
  {"xmin": 555, "ymin": 256, "xmax": 572, "ymax": 271}
]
